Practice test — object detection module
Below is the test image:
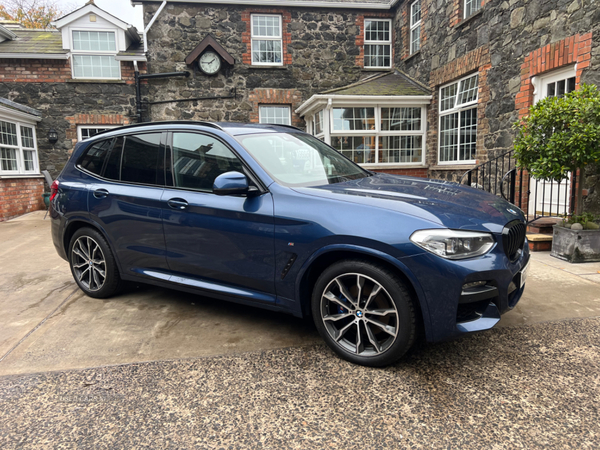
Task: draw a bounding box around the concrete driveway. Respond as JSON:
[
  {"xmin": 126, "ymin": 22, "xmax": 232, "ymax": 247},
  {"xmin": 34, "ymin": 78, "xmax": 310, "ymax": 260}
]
[
  {"xmin": 1, "ymin": 211, "xmax": 600, "ymax": 376},
  {"xmin": 2, "ymin": 211, "xmax": 600, "ymax": 448}
]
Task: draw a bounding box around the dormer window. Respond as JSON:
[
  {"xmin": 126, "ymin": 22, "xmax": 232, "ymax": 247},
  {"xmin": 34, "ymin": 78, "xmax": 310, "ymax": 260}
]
[{"xmin": 71, "ymin": 30, "xmax": 120, "ymax": 79}]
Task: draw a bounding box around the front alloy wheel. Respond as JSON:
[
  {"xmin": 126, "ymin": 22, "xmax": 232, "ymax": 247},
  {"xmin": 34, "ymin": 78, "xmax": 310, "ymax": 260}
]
[{"xmin": 312, "ymin": 260, "xmax": 416, "ymax": 367}]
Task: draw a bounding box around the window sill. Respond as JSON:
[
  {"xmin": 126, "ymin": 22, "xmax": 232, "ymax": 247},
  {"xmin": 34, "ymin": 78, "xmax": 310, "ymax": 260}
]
[
  {"xmin": 67, "ymin": 79, "xmax": 126, "ymax": 84},
  {"xmin": 430, "ymin": 164, "xmax": 476, "ymax": 171},
  {"xmin": 456, "ymin": 9, "xmax": 483, "ymax": 28},
  {"xmin": 402, "ymin": 51, "xmax": 420, "ymax": 63},
  {"xmin": 361, "ymin": 67, "xmax": 393, "ymax": 72},
  {"xmin": 0, "ymin": 173, "xmax": 43, "ymax": 179},
  {"xmin": 247, "ymin": 65, "xmax": 287, "ymax": 70},
  {"xmin": 362, "ymin": 164, "xmax": 428, "ymax": 170}
]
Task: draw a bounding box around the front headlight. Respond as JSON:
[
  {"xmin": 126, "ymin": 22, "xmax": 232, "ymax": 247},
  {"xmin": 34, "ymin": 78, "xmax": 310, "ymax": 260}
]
[{"xmin": 410, "ymin": 229, "xmax": 495, "ymax": 260}]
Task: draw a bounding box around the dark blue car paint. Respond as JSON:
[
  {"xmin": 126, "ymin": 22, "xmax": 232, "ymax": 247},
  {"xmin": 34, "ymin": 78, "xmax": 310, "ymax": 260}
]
[{"xmin": 51, "ymin": 122, "xmax": 529, "ymax": 344}]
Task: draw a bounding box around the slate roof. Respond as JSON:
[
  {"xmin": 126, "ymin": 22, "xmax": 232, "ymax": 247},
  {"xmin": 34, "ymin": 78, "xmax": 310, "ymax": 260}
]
[
  {"xmin": 0, "ymin": 29, "xmax": 66, "ymax": 55},
  {"xmin": 0, "ymin": 97, "xmax": 42, "ymax": 117},
  {"xmin": 322, "ymin": 70, "xmax": 430, "ymax": 96}
]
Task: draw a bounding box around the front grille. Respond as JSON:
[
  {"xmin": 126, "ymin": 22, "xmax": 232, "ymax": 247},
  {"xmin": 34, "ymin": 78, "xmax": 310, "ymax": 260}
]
[{"xmin": 502, "ymin": 220, "xmax": 526, "ymax": 260}]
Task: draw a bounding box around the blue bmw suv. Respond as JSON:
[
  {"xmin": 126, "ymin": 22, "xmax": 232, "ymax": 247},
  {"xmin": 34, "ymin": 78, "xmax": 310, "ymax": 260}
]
[{"xmin": 50, "ymin": 121, "xmax": 529, "ymax": 366}]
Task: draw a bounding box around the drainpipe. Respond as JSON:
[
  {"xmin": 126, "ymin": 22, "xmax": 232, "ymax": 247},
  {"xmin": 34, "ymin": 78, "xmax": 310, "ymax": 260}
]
[
  {"xmin": 134, "ymin": 60, "xmax": 142, "ymax": 123},
  {"xmin": 143, "ymin": 0, "xmax": 167, "ymax": 54},
  {"xmin": 324, "ymin": 98, "xmax": 333, "ymax": 145}
]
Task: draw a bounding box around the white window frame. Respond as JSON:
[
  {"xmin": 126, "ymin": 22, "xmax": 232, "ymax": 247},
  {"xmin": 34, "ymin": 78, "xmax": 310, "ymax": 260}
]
[
  {"xmin": 322, "ymin": 104, "xmax": 426, "ymax": 167},
  {"xmin": 258, "ymin": 105, "xmax": 291, "ymax": 125},
  {"xmin": 464, "ymin": 0, "xmax": 481, "ymax": 19},
  {"xmin": 77, "ymin": 125, "xmax": 117, "ymax": 141},
  {"xmin": 533, "ymin": 65, "xmax": 577, "ymax": 103},
  {"xmin": 364, "ymin": 19, "xmax": 393, "ymax": 69},
  {"xmin": 438, "ymin": 73, "xmax": 479, "ymax": 165},
  {"xmin": 0, "ymin": 116, "xmax": 39, "ymax": 176},
  {"xmin": 250, "ymin": 14, "xmax": 283, "ymax": 67},
  {"xmin": 70, "ymin": 28, "xmax": 121, "ymax": 80},
  {"xmin": 410, "ymin": 0, "xmax": 421, "ymax": 55}
]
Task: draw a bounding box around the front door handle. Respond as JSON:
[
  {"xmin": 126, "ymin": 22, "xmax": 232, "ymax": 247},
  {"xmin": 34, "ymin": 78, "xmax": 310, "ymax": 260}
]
[
  {"xmin": 167, "ymin": 198, "xmax": 189, "ymax": 210},
  {"xmin": 93, "ymin": 188, "xmax": 109, "ymax": 199}
]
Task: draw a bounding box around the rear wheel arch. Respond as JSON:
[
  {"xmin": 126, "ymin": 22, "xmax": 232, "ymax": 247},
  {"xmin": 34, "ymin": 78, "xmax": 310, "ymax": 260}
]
[
  {"xmin": 63, "ymin": 220, "xmax": 113, "ymax": 262},
  {"xmin": 298, "ymin": 248, "xmax": 428, "ymax": 338}
]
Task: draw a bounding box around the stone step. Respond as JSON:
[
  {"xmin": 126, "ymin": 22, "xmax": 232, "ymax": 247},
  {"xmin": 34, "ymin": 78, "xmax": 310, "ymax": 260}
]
[
  {"xmin": 527, "ymin": 217, "xmax": 563, "ymax": 235},
  {"xmin": 527, "ymin": 233, "xmax": 553, "ymax": 252}
]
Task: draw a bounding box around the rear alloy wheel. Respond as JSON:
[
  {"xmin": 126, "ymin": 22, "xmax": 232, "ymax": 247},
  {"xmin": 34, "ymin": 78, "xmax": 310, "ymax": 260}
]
[
  {"xmin": 69, "ymin": 228, "xmax": 122, "ymax": 298},
  {"xmin": 312, "ymin": 260, "xmax": 416, "ymax": 367}
]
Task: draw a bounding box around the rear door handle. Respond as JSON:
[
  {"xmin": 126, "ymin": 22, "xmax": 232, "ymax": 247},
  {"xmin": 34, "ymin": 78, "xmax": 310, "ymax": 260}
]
[
  {"xmin": 167, "ymin": 198, "xmax": 189, "ymax": 210},
  {"xmin": 93, "ymin": 189, "xmax": 109, "ymax": 199}
]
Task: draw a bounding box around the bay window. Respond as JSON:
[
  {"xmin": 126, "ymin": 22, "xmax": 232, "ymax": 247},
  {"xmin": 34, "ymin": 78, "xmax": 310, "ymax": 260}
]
[{"xmin": 311, "ymin": 105, "xmax": 426, "ymax": 166}]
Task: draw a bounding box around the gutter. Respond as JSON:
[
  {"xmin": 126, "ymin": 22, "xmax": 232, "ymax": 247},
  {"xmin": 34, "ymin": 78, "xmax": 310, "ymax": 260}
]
[
  {"xmin": 0, "ymin": 53, "xmax": 69, "ymax": 60},
  {"xmin": 132, "ymin": 0, "xmax": 393, "ymax": 9}
]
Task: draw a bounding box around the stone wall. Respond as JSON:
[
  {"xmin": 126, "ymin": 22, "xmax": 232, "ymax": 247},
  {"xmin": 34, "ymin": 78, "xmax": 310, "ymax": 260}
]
[
  {"xmin": 143, "ymin": 3, "xmax": 392, "ymax": 125},
  {"xmin": 0, "ymin": 59, "xmax": 143, "ymax": 178},
  {"xmin": 396, "ymin": 0, "xmax": 599, "ymax": 211},
  {"xmin": 0, "ymin": 177, "xmax": 45, "ymax": 221}
]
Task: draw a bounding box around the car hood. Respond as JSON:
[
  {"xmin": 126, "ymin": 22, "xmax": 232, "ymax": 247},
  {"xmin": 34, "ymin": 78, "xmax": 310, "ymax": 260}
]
[{"xmin": 291, "ymin": 173, "xmax": 525, "ymax": 233}]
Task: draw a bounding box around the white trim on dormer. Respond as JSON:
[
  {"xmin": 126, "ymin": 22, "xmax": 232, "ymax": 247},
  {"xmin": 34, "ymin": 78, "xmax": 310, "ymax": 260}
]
[{"xmin": 52, "ymin": 4, "xmax": 131, "ymax": 30}]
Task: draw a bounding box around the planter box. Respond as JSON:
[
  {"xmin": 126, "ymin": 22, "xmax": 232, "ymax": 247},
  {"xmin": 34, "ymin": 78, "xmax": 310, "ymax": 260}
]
[{"xmin": 551, "ymin": 225, "xmax": 600, "ymax": 263}]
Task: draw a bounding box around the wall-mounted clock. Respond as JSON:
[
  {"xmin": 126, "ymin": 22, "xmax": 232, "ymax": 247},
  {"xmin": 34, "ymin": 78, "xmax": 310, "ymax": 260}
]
[{"xmin": 199, "ymin": 51, "xmax": 222, "ymax": 75}]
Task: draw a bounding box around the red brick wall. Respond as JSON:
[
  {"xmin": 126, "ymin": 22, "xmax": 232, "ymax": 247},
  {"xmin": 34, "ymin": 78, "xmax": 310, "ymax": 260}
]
[
  {"xmin": 375, "ymin": 167, "xmax": 428, "ymax": 178},
  {"xmin": 516, "ymin": 33, "xmax": 592, "ymax": 119},
  {"xmin": 241, "ymin": 9, "xmax": 292, "ymax": 66},
  {"xmin": 0, "ymin": 59, "xmax": 144, "ymax": 85},
  {"xmin": 355, "ymin": 13, "xmax": 394, "ymax": 68},
  {"xmin": 0, "ymin": 178, "xmax": 45, "ymax": 221},
  {"xmin": 247, "ymin": 88, "xmax": 303, "ymax": 128}
]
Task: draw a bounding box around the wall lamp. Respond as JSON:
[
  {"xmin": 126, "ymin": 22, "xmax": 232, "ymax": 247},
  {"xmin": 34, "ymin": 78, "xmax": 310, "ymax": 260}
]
[{"xmin": 48, "ymin": 129, "xmax": 58, "ymax": 145}]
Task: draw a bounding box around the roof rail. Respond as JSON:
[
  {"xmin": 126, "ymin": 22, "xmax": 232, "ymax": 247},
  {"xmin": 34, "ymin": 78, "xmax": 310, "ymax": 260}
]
[{"xmin": 90, "ymin": 120, "xmax": 224, "ymax": 138}]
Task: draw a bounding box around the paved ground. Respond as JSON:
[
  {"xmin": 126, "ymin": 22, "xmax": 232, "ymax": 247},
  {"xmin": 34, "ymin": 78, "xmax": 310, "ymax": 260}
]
[{"xmin": 1, "ymin": 211, "xmax": 600, "ymax": 448}]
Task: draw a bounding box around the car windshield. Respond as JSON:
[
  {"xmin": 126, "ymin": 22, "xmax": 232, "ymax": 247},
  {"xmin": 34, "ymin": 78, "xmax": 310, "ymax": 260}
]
[{"xmin": 235, "ymin": 132, "xmax": 371, "ymax": 187}]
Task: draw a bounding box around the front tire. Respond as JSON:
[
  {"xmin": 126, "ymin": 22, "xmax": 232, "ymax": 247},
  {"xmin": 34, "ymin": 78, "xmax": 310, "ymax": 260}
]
[
  {"xmin": 68, "ymin": 227, "xmax": 122, "ymax": 298},
  {"xmin": 311, "ymin": 259, "xmax": 416, "ymax": 367}
]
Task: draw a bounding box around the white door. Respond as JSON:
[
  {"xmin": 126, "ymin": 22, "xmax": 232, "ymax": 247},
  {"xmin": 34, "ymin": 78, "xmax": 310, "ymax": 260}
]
[{"xmin": 529, "ymin": 66, "xmax": 576, "ymax": 217}]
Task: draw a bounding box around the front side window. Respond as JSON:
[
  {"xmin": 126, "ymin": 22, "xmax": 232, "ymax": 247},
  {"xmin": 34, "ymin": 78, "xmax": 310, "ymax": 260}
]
[
  {"xmin": 251, "ymin": 15, "xmax": 283, "ymax": 65},
  {"xmin": 464, "ymin": 0, "xmax": 481, "ymax": 19},
  {"xmin": 439, "ymin": 73, "xmax": 479, "ymax": 163},
  {"xmin": 410, "ymin": 1, "xmax": 421, "ymax": 54},
  {"xmin": 259, "ymin": 105, "xmax": 291, "ymax": 125},
  {"xmin": 172, "ymin": 132, "xmax": 243, "ymax": 192},
  {"xmin": 71, "ymin": 30, "xmax": 120, "ymax": 79},
  {"xmin": 0, "ymin": 120, "xmax": 38, "ymax": 174},
  {"xmin": 364, "ymin": 19, "xmax": 392, "ymax": 68}
]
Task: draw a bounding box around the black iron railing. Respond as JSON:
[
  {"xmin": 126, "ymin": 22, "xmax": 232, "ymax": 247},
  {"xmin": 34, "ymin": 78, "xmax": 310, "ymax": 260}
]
[{"xmin": 460, "ymin": 150, "xmax": 576, "ymax": 223}]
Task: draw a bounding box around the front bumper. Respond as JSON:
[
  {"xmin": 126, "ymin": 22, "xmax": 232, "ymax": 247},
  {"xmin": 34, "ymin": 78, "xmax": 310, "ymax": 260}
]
[{"xmin": 403, "ymin": 241, "xmax": 530, "ymax": 342}]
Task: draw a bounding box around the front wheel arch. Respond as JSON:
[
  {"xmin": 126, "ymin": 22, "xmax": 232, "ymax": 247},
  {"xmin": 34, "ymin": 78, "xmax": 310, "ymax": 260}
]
[{"xmin": 297, "ymin": 247, "xmax": 429, "ymax": 340}]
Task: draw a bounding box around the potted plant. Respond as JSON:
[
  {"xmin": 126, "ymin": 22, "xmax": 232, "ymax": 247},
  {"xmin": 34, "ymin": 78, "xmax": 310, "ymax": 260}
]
[{"xmin": 514, "ymin": 83, "xmax": 600, "ymax": 262}]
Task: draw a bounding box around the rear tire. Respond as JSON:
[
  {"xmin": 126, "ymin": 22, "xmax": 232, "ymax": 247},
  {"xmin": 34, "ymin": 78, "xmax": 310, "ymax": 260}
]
[
  {"xmin": 68, "ymin": 227, "xmax": 122, "ymax": 298},
  {"xmin": 311, "ymin": 259, "xmax": 416, "ymax": 367}
]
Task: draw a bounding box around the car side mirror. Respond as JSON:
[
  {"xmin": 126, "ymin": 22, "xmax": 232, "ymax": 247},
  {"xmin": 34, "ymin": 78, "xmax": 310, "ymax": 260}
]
[{"xmin": 213, "ymin": 171, "xmax": 256, "ymax": 196}]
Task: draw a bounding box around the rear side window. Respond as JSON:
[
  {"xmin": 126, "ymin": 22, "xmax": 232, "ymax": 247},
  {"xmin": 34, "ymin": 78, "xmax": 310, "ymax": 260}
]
[
  {"xmin": 172, "ymin": 132, "xmax": 243, "ymax": 192},
  {"xmin": 78, "ymin": 139, "xmax": 113, "ymax": 176},
  {"xmin": 121, "ymin": 133, "xmax": 162, "ymax": 185}
]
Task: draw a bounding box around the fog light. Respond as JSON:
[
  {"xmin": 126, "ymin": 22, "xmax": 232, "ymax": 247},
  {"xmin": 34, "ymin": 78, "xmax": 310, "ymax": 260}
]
[{"xmin": 462, "ymin": 280, "xmax": 487, "ymax": 290}]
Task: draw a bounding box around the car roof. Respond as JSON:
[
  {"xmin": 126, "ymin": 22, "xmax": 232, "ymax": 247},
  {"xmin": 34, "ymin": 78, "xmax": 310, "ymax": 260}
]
[{"xmin": 87, "ymin": 121, "xmax": 304, "ymax": 140}]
